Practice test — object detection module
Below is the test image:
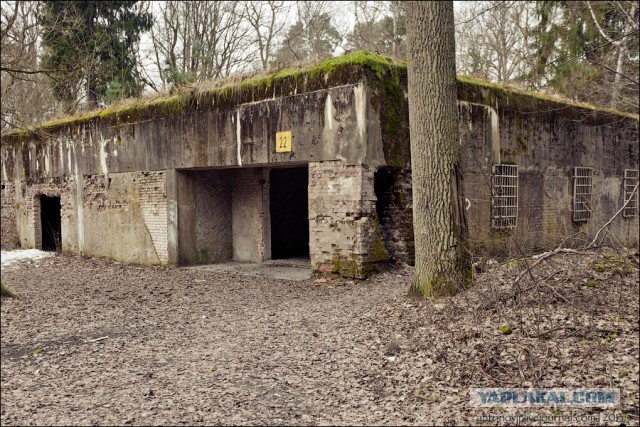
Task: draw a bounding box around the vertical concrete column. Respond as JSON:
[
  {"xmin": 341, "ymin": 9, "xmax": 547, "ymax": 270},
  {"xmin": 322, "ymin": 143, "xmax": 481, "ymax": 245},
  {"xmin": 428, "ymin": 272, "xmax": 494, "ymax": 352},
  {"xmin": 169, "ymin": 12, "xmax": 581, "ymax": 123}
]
[
  {"xmin": 166, "ymin": 168, "xmax": 178, "ymax": 265},
  {"xmin": 308, "ymin": 161, "xmax": 388, "ymax": 279},
  {"xmin": 175, "ymin": 170, "xmax": 196, "ymax": 265},
  {"xmin": 33, "ymin": 194, "xmax": 42, "ymax": 249},
  {"xmin": 232, "ymin": 167, "xmax": 268, "ymax": 262},
  {"xmin": 261, "ymin": 168, "xmax": 272, "ymax": 261},
  {"xmin": 75, "ymin": 174, "xmax": 85, "ymax": 255},
  {"xmin": 0, "ymin": 181, "xmax": 18, "ymax": 248}
]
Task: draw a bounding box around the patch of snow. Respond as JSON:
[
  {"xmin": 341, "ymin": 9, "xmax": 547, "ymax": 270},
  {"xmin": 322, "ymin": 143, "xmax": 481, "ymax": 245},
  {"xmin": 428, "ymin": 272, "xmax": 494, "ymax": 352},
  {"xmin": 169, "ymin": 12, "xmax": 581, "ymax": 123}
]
[{"xmin": 1, "ymin": 249, "xmax": 53, "ymax": 267}]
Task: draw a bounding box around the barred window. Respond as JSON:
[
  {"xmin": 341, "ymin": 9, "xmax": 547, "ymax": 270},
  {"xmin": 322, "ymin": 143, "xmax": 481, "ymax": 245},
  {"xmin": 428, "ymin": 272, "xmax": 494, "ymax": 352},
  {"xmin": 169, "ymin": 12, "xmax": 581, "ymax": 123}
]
[
  {"xmin": 623, "ymin": 169, "xmax": 639, "ymax": 218},
  {"xmin": 492, "ymin": 164, "xmax": 518, "ymax": 229},
  {"xmin": 573, "ymin": 167, "xmax": 593, "ymax": 222}
]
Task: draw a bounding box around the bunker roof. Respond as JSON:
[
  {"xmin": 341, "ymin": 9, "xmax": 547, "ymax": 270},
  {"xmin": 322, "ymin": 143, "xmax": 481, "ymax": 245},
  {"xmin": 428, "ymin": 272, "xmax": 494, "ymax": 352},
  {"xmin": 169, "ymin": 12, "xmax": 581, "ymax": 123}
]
[{"xmin": 2, "ymin": 51, "xmax": 638, "ymax": 143}]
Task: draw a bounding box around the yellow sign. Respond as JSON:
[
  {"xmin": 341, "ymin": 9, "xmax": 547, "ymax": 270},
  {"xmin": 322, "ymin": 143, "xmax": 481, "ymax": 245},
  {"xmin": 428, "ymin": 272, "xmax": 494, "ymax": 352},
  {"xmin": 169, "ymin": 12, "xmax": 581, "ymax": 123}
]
[{"xmin": 275, "ymin": 131, "xmax": 292, "ymax": 153}]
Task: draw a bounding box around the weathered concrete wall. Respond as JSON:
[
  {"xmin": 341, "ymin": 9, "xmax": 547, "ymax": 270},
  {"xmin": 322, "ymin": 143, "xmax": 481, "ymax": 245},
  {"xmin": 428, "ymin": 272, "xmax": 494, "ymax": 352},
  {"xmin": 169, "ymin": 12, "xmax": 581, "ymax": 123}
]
[
  {"xmin": 0, "ymin": 84, "xmax": 382, "ymax": 183},
  {"xmin": 232, "ymin": 167, "xmax": 270, "ymax": 263},
  {"xmin": 0, "ymin": 181, "xmax": 18, "ymax": 248},
  {"xmin": 309, "ymin": 161, "xmax": 388, "ymax": 278},
  {"xmin": 364, "ymin": 100, "xmax": 638, "ymax": 265},
  {"xmin": 457, "ymin": 102, "xmax": 639, "ymax": 256},
  {"xmin": 191, "ymin": 170, "xmax": 233, "ymax": 263},
  {"xmin": 0, "ymin": 70, "xmax": 384, "ymax": 268},
  {"xmin": 4, "ymin": 171, "xmax": 168, "ymax": 264},
  {"xmin": 11, "ymin": 177, "xmax": 79, "ymax": 252},
  {"xmin": 82, "ymin": 171, "xmax": 168, "ymax": 264}
]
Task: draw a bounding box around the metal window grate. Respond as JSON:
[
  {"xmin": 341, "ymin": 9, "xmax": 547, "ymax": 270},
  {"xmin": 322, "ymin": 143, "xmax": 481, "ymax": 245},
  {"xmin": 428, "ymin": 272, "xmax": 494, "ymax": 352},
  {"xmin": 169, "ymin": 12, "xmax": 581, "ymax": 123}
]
[
  {"xmin": 573, "ymin": 167, "xmax": 593, "ymax": 222},
  {"xmin": 623, "ymin": 169, "xmax": 639, "ymax": 218},
  {"xmin": 492, "ymin": 164, "xmax": 518, "ymax": 229}
]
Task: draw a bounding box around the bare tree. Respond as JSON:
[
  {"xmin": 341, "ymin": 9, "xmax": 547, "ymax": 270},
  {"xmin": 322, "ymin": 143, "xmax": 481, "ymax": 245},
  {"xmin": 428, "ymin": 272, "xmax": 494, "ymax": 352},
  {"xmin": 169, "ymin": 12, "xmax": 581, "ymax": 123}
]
[
  {"xmin": 345, "ymin": 0, "xmax": 406, "ymax": 58},
  {"xmin": 273, "ymin": 1, "xmax": 349, "ymax": 64},
  {"xmin": 150, "ymin": 1, "xmax": 252, "ymax": 89},
  {"xmin": 1, "ymin": 1, "xmax": 57, "ymax": 130},
  {"xmin": 455, "ymin": 1, "xmax": 536, "ymax": 85},
  {"xmin": 242, "ymin": 1, "xmax": 290, "ymax": 70},
  {"xmin": 586, "ymin": 0, "xmax": 638, "ymax": 109}
]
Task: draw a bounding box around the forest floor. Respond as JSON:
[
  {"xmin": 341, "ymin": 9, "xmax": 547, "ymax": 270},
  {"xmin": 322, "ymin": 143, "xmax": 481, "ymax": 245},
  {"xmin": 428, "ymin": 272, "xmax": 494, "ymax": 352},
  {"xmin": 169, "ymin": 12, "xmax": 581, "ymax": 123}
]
[{"xmin": 1, "ymin": 248, "xmax": 638, "ymax": 426}]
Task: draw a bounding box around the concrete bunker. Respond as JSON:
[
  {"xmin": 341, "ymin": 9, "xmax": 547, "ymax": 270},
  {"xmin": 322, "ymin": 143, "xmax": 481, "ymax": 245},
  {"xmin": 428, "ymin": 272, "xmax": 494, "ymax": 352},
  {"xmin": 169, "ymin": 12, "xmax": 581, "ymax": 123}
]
[
  {"xmin": 39, "ymin": 195, "xmax": 61, "ymax": 251},
  {"xmin": 0, "ymin": 52, "xmax": 637, "ymax": 278}
]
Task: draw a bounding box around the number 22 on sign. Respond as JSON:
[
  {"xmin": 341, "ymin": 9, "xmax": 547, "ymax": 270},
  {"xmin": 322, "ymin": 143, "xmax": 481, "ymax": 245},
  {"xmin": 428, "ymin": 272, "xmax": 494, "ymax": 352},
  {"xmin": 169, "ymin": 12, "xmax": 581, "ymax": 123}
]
[{"xmin": 275, "ymin": 131, "xmax": 292, "ymax": 153}]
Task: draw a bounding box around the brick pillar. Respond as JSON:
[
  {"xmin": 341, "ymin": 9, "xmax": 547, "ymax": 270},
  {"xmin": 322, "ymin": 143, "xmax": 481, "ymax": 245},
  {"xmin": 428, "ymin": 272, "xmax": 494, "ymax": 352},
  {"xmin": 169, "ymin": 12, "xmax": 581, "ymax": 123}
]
[{"xmin": 308, "ymin": 161, "xmax": 388, "ymax": 279}]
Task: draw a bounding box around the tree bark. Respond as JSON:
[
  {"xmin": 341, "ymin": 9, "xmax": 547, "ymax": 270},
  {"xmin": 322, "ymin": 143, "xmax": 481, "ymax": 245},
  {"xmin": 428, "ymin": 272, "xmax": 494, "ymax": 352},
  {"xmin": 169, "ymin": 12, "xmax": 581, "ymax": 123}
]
[{"xmin": 405, "ymin": 1, "xmax": 471, "ymax": 297}]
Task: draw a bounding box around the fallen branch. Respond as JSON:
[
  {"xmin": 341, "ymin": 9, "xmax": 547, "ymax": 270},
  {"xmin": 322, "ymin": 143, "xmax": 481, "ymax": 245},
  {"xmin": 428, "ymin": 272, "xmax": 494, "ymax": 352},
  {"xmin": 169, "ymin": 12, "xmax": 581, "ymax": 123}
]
[
  {"xmin": 513, "ymin": 248, "xmax": 580, "ymax": 286},
  {"xmin": 588, "ymin": 184, "xmax": 638, "ymax": 249},
  {"xmin": 84, "ymin": 336, "xmax": 109, "ymax": 343}
]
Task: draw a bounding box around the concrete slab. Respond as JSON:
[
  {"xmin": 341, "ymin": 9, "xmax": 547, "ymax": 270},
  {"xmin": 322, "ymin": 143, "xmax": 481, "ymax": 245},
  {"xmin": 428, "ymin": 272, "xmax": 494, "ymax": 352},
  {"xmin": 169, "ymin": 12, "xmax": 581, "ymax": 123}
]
[{"xmin": 182, "ymin": 258, "xmax": 311, "ymax": 281}]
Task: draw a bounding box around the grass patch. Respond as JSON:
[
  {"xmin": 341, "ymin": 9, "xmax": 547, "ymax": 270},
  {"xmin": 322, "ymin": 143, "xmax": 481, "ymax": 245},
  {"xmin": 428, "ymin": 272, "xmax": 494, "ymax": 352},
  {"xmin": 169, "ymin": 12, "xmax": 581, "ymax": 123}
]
[
  {"xmin": 499, "ymin": 325, "xmax": 512, "ymax": 335},
  {"xmin": 1, "ymin": 281, "xmax": 16, "ymax": 298}
]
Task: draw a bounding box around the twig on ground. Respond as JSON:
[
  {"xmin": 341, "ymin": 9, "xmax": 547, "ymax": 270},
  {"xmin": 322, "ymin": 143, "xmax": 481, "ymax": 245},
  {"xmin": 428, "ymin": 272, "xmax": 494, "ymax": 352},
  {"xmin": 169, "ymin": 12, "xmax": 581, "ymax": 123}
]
[{"xmin": 84, "ymin": 336, "xmax": 109, "ymax": 343}]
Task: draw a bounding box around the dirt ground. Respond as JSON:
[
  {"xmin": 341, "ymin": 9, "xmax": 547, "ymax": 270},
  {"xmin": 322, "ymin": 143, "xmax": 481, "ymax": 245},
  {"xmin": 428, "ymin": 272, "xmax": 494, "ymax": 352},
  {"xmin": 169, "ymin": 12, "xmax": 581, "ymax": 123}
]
[{"xmin": 1, "ymin": 248, "xmax": 639, "ymax": 426}]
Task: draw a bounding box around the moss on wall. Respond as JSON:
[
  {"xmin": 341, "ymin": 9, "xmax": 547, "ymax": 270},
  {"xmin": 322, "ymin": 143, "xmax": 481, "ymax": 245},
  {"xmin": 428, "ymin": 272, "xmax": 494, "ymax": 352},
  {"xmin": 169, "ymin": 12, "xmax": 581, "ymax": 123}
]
[
  {"xmin": 2, "ymin": 52, "xmax": 405, "ymax": 145},
  {"xmin": 456, "ymin": 75, "xmax": 638, "ymax": 125},
  {"xmin": 3, "ymin": 51, "xmax": 636, "ymax": 148}
]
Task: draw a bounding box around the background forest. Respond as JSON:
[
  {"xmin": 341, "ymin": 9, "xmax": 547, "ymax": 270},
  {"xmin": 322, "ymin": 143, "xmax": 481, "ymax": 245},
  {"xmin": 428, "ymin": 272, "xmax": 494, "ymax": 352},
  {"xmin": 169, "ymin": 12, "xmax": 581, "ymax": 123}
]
[{"xmin": 1, "ymin": 0, "xmax": 638, "ymax": 131}]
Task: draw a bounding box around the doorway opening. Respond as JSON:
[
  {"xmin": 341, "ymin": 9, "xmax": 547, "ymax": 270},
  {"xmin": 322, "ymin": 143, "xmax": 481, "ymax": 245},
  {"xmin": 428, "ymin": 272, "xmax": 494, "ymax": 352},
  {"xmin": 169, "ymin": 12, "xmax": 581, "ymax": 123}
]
[
  {"xmin": 40, "ymin": 195, "xmax": 61, "ymax": 251},
  {"xmin": 270, "ymin": 167, "xmax": 309, "ymax": 259}
]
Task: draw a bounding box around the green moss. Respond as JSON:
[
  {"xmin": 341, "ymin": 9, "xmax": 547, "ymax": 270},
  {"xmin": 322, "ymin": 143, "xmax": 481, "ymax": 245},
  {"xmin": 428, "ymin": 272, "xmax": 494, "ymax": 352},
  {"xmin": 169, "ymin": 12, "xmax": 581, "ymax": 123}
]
[
  {"xmin": 410, "ymin": 255, "xmax": 473, "ymax": 297},
  {"xmin": 196, "ymin": 249, "xmax": 210, "ymax": 264},
  {"xmin": 372, "ymin": 236, "xmax": 388, "ymax": 260},
  {"xmin": 4, "ymin": 50, "xmax": 636, "ymax": 146},
  {"xmin": 590, "ymin": 255, "xmax": 629, "ymax": 275},
  {"xmin": 4, "ymin": 51, "xmax": 406, "ymax": 143},
  {"xmin": 331, "ymin": 258, "xmax": 357, "ymax": 277},
  {"xmin": 380, "ymin": 73, "xmax": 409, "ymax": 167},
  {"xmin": 593, "ymin": 261, "xmax": 610, "ymax": 273},
  {"xmin": 370, "ymin": 222, "xmax": 389, "ymax": 261},
  {"xmin": 603, "ymin": 253, "xmax": 622, "ymax": 262},
  {"xmin": 1, "ymin": 282, "xmax": 16, "ymax": 298},
  {"xmin": 330, "ymin": 255, "xmax": 376, "ymax": 279},
  {"xmin": 515, "ymin": 133, "xmax": 528, "ymax": 153},
  {"xmin": 456, "ymin": 75, "xmax": 638, "ymax": 125},
  {"xmin": 499, "ymin": 325, "xmax": 512, "ymax": 335},
  {"xmin": 586, "ymin": 280, "xmax": 600, "ymax": 288}
]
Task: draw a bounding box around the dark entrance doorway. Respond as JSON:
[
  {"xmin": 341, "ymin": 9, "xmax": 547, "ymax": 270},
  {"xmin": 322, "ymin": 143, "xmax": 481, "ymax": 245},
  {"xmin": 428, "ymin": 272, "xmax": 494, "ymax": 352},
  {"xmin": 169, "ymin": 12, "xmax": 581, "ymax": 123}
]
[
  {"xmin": 270, "ymin": 167, "xmax": 309, "ymax": 259},
  {"xmin": 40, "ymin": 195, "xmax": 61, "ymax": 251}
]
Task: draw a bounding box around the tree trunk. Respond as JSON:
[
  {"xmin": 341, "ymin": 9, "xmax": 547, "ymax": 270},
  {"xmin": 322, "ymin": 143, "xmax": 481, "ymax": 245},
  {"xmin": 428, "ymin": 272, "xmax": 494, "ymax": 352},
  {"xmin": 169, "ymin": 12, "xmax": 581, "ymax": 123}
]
[{"xmin": 406, "ymin": 1, "xmax": 471, "ymax": 297}]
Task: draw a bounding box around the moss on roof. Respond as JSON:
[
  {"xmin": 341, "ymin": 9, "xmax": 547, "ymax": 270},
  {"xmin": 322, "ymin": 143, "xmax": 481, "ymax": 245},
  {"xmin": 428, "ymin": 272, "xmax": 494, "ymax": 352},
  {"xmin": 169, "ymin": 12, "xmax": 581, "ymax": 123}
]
[
  {"xmin": 2, "ymin": 51, "xmax": 405, "ymax": 142},
  {"xmin": 2, "ymin": 51, "xmax": 637, "ymax": 143},
  {"xmin": 456, "ymin": 75, "xmax": 639, "ymax": 121}
]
